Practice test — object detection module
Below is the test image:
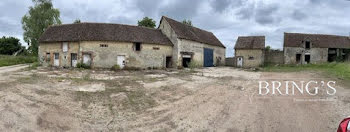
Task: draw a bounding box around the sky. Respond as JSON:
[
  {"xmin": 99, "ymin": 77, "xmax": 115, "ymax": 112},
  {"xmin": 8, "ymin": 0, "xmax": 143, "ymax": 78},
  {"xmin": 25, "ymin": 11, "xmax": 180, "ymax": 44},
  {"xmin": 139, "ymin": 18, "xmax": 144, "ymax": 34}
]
[{"xmin": 0, "ymin": 0, "xmax": 350, "ymax": 57}]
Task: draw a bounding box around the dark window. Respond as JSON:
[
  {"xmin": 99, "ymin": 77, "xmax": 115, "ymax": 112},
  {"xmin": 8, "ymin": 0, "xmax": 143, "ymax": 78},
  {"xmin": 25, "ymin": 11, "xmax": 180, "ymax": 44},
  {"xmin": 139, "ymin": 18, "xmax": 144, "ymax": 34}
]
[
  {"xmin": 248, "ymin": 56, "xmax": 254, "ymax": 60},
  {"xmin": 100, "ymin": 44, "xmax": 108, "ymax": 47},
  {"xmin": 153, "ymin": 47, "xmax": 160, "ymax": 50},
  {"xmin": 134, "ymin": 43, "xmax": 141, "ymax": 51},
  {"xmin": 305, "ymin": 41, "xmax": 310, "ymax": 49}
]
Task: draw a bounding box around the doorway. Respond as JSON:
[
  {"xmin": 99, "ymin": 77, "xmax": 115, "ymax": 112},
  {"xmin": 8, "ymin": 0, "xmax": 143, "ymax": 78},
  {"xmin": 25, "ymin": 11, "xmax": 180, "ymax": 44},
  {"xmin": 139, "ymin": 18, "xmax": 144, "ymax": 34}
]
[
  {"xmin": 71, "ymin": 53, "xmax": 78, "ymax": 67},
  {"xmin": 236, "ymin": 57, "xmax": 243, "ymax": 67},
  {"xmin": 305, "ymin": 55, "xmax": 311, "ymax": 64},
  {"xmin": 203, "ymin": 48, "xmax": 214, "ymax": 67},
  {"xmin": 166, "ymin": 56, "xmax": 172, "ymax": 68},
  {"xmin": 54, "ymin": 53, "xmax": 59, "ymax": 67},
  {"xmin": 296, "ymin": 54, "xmax": 301, "ymax": 64},
  {"xmin": 117, "ymin": 55, "xmax": 126, "ymax": 69}
]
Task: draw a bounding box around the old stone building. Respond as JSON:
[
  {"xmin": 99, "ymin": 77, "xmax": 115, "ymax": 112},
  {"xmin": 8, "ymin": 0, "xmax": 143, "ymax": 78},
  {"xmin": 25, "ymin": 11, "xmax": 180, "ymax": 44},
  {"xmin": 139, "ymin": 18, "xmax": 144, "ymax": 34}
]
[
  {"xmin": 158, "ymin": 16, "xmax": 226, "ymax": 67},
  {"xmin": 234, "ymin": 36, "xmax": 265, "ymax": 68},
  {"xmin": 284, "ymin": 33, "xmax": 350, "ymax": 64},
  {"xmin": 38, "ymin": 16, "xmax": 225, "ymax": 69}
]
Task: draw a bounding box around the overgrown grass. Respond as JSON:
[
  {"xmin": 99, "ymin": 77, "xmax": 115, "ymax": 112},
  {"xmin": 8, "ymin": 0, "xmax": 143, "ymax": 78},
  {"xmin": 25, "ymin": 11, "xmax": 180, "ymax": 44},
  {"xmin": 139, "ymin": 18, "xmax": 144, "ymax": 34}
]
[
  {"xmin": 0, "ymin": 55, "xmax": 37, "ymax": 67},
  {"xmin": 263, "ymin": 63, "xmax": 350, "ymax": 80}
]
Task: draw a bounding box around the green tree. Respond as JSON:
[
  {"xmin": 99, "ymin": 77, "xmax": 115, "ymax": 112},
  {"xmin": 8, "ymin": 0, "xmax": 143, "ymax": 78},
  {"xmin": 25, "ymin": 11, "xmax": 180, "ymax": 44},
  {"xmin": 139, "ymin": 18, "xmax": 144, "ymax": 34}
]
[
  {"xmin": 182, "ymin": 19, "xmax": 192, "ymax": 26},
  {"xmin": 265, "ymin": 46, "xmax": 271, "ymax": 51},
  {"xmin": 73, "ymin": 19, "xmax": 81, "ymax": 24},
  {"xmin": 137, "ymin": 17, "xmax": 156, "ymax": 28},
  {"xmin": 22, "ymin": 0, "xmax": 61, "ymax": 55},
  {"xmin": 0, "ymin": 36, "xmax": 23, "ymax": 55}
]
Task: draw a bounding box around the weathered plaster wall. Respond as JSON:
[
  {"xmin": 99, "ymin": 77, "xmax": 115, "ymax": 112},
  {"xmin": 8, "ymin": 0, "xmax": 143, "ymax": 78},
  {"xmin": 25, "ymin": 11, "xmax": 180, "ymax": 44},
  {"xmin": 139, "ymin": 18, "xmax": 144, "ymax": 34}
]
[
  {"xmin": 39, "ymin": 41, "xmax": 173, "ymax": 69},
  {"xmin": 284, "ymin": 47, "xmax": 328, "ymax": 64},
  {"xmin": 235, "ymin": 49, "xmax": 264, "ymax": 68},
  {"xmin": 177, "ymin": 39, "xmax": 225, "ymax": 67},
  {"xmin": 39, "ymin": 42, "xmax": 79, "ymax": 67},
  {"xmin": 79, "ymin": 41, "xmax": 172, "ymax": 68}
]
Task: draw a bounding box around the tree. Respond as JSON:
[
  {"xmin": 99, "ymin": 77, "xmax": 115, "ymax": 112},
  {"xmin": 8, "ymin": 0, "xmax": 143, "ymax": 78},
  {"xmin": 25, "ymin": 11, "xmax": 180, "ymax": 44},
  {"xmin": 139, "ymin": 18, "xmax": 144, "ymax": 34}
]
[
  {"xmin": 0, "ymin": 36, "xmax": 23, "ymax": 55},
  {"xmin": 182, "ymin": 19, "xmax": 192, "ymax": 26},
  {"xmin": 73, "ymin": 19, "xmax": 81, "ymax": 24},
  {"xmin": 265, "ymin": 46, "xmax": 271, "ymax": 51},
  {"xmin": 137, "ymin": 17, "xmax": 156, "ymax": 28},
  {"xmin": 22, "ymin": 0, "xmax": 61, "ymax": 55}
]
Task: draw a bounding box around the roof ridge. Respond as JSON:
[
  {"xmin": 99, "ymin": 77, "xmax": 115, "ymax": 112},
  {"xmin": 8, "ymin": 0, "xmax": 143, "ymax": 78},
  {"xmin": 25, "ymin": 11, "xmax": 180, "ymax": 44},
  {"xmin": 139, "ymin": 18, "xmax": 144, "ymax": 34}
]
[
  {"xmin": 162, "ymin": 16, "xmax": 213, "ymax": 34},
  {"xmin": 49, "ymin": 22, "xmax": 162, "ymax": 31},
  {"xmin": 285, "ymin": 32, "xmax": 348, "ymax": 38}
]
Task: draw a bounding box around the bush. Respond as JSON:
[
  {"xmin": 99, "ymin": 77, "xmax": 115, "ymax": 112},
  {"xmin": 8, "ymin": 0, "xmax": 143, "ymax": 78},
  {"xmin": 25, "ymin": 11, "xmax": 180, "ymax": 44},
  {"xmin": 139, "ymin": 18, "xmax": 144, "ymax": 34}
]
[
  {"xmin": 28, "ymin": 62, "xmax": 41, "ymax": 70},
  {"xmin": 76, "ymin": 62, "xmax": 91, "ymax": 69},
  {"xmin": 188, "ymin": 61, "xmax": 200, "ymax": 69},
  {"xmin": 111, "ymin": 64, "xmax": 121, "ymax": 71}
]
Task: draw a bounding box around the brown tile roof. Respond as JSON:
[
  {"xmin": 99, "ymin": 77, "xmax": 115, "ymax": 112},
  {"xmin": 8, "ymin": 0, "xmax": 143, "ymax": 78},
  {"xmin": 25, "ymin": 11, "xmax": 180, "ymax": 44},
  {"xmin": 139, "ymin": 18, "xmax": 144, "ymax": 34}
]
[
  {"xmin": 39, "ymin": 23, "xmax": 173, "ymax": 45},
  {"xmin": 162, "ymin": 16, "xmax": 225, "ymax": 48},
  {"xmin": 284, "ymin": 33, "xmax": 350, "ymax": 48},
  {"xmin": 234, "ymin": 36, "xmax": 265, "ymax": 49}
]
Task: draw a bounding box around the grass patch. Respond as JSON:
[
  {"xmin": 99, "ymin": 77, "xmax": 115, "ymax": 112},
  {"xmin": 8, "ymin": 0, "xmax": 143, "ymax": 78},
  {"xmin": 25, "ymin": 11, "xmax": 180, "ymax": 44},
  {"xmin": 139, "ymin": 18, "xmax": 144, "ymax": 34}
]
[
  {"xmin": 0, "ymin": 55, "xmax": 37, "ymax": 67},
  {"xmin": 263, "ymin": 63, "xmax": 350, "ymax": 80}
]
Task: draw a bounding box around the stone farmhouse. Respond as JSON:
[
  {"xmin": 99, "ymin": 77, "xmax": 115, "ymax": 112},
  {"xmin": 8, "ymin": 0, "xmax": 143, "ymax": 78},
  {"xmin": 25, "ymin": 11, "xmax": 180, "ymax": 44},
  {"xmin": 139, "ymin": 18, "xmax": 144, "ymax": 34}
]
[
  {"xmin": 284, "ymin": 33, "xmax": 350, "ymax": 64},
  {"xmin": 38, "ymin": 16, "xmax": 225, "ymax": 69},
  {"xmin": 234, "ymin": 36, "xmax": 265, "ymax": 68}
]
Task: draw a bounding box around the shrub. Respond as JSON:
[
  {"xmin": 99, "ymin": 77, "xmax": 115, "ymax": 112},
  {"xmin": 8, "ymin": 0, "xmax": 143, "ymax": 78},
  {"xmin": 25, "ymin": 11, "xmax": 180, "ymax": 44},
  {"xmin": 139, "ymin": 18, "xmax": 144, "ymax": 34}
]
[
  {"xmin": 76, "ymin": 62, "xmax": 91, "ymax": 69},
  {"xmin": 111, "ymin": 64, "xmax": 121, "ymax": 71},
  {"xmin": 28, "ymin": 62, "xmax": 41, "ymax": 70},
  {"xmin": 188, "ymin": 61, "xmax": 200, "ymax": 69}
]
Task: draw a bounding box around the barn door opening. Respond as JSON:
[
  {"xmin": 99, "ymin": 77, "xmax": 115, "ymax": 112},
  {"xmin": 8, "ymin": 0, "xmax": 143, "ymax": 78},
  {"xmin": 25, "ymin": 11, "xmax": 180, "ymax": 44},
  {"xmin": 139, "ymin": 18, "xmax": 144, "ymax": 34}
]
[
  {"xmin": 305, "ymin": 55, "xmax": 310, "ymax": 64},
  {"xmin": 203, "ymin": 48, "xmax": 214, "ymax": 67},
  {"xmin": 182, "ymin": 55, "xmax": 192, "ymax": 68},
  {"xmin": 166, "ymin": 56, "xmax": 172, "ymax": 68},
  {"xmin": 296, "ymin": 54, "xmax": 301, "ymax": 64}
]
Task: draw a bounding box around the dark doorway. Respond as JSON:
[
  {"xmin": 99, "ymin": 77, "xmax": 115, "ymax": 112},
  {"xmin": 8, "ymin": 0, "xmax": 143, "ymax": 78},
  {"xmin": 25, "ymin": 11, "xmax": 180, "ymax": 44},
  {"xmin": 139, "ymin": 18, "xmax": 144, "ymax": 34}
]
[
  {"xmin": 305, "ymin": 55, "xmax": 310, "ymax": 64},
  {"xmin": 182, "ymin": 58, "xmax": 191, "ymax": 67},
  {"xmin": 203, "ymin": 48, "xmax": 214, "ymax": 67},
  {"xmin": 296, "ymin": 54, "xmax": 301, "ymax": 64},
  {"xmin": 166, "ymin": 57, "xmax": 172, "ymax": 68},
  {"xmin": 305, "ymin": 41, "xmax": 310, "ymax": 49}
]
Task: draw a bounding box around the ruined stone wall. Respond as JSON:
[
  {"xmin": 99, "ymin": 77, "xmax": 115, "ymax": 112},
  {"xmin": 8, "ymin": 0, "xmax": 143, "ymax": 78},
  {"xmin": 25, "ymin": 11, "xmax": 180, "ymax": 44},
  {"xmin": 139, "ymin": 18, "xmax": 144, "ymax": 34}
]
[
  {"xmin": 284, "ymin": 47, "xmax": 328, "ymax": 64},
  {"xmin": 235, "ymin": 49, "xmax": 264, "ymax": 68},
  {"xmin": 225, "ymin": 57, "xmax": 236, "ymax": 67},
  {"xmin": 264, "ymin": 50, "xmax": 284, "ymax": 65}
]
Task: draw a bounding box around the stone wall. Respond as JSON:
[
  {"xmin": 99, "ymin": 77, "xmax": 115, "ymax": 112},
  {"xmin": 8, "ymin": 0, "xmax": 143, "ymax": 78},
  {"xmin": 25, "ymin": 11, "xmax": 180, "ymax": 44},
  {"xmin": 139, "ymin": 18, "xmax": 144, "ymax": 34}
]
[
  {"xmin": 284, "ymin": 47, "xmax": 328, "ymax": 64},
  {"xmin": 235, "ymin": 49, "xmax": 264, "ymax": 68},
  {"xmin": 225, "ymin": 57, "xmax": 236, "ymax": 67},
  {"xmin": 264, "ymin": 50, "xmax": 284, "ymax": 65},
  {"xmin": 39, "ymin": 41, "xmax": 173, "ymax": 69},
  {"xmin": 177, "ymin": 39, "xmax": 226, "ymax": 67},
  {"xmin": 39, "ymin": 42, "xmax": 79, "ymax": 67}
]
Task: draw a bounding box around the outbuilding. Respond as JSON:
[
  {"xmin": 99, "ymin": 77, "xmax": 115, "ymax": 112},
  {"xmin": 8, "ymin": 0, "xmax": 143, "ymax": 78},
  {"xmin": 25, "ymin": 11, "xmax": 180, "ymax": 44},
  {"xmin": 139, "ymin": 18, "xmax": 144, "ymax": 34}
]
[{"xmin": 234, "ymin": 36, "xmax": 265, "ymax": 68}]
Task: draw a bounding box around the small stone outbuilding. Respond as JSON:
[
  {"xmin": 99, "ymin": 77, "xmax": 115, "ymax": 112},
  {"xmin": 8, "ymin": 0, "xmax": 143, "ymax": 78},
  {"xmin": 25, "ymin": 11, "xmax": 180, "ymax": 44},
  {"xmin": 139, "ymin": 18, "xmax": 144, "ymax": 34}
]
[
  {"xmin": 284, "ymin": 33, "xmax": 350, "ymax": 64},
  {"xmin": 234, "ymin": 36, "xmax": 265, "ymax": 68}
]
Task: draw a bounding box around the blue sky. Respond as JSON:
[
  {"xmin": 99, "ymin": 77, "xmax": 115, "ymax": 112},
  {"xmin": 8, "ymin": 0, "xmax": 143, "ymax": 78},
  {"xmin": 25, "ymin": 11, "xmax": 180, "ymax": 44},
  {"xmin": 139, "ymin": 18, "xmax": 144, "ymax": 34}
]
[{"xmin": 0, "ymin": 0, "xmax": 350, "ymax": 57}]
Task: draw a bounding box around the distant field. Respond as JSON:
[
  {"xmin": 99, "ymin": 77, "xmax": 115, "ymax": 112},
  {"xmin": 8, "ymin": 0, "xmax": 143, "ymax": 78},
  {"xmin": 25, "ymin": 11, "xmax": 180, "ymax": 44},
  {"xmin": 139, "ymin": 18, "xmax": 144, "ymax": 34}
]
[
  {"xmin": 263, "ymin": 63, "xmax": 350, "ymax": 81},
  {"xmin": 0, "ymin": 55, "xmax": 37, "ymax": 67}
]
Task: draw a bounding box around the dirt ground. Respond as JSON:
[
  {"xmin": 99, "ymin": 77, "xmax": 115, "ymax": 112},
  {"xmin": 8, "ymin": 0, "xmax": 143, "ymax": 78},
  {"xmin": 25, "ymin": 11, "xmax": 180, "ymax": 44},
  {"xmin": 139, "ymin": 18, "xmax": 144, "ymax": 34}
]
[{"xmin": 0, "ymin": 66, "xmax": 349, "ymax": 131}]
